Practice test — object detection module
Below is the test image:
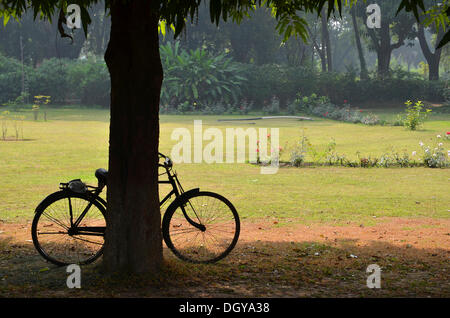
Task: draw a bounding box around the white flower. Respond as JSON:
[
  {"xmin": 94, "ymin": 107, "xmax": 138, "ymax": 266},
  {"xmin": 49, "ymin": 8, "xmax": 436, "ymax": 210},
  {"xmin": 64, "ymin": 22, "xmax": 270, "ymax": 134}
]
[
  {"xmin": 448, "ymin": 150, "xmax": 450, "ymax": 157},
  {"xmin": 419, "ymin": 141, "xmax": 424, "ymax": 146},
  {"xmin": 412, "ymin": 151, "xmax": 417, "ymax": 156},
  {"xmin": 438, "ymin": 143, "xmax": 443, "ymax": 147},
  {"xmin": 437, "ymin": 135, "xmax": 441, "ymax": 138}
]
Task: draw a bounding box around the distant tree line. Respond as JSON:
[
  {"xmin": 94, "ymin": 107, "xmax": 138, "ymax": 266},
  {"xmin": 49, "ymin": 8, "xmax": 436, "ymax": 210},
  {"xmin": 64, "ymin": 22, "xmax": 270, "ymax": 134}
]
[{"xmin": 0, "ymin": 1, "xmax": 448, "ymax": 108}]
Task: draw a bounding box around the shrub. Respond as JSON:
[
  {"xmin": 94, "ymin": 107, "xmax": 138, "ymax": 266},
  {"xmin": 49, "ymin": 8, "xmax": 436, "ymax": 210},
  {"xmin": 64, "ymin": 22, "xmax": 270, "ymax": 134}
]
[
  {"xmin": 402, "ymin": 100, "xmax": 431, "ymax": 130},
  {"xmin": 237, "ymin": 99, "xmax": 252, "ymax": 115},
  {"xmin": 0, "ymin": 54, "xmax": 111, "ymax": 107},
  {"xmin": 289, "ymin": 132, "xmax": 309, "ymax": 167},
  {"xmin": 176, "ymin": 101, "xmax": 192, "ymax": 114},
  {"xmin": 297, "ymin": 93, "xmax": 380, "ymax": 125},
  {"xmin": 28, "ymin": 58, "xmax": 70, "ymax": 103},
  {"xmin": 239, "ymin": 65, "xmax": 446, "ymax": 107},
  {"xmin": 282, "ymin": 132, "xmax": 448, "ymax": 169},
  {"xmin": 160, "ymin": 42, "xmax": 246, "ymax": 107},
  {"xmin": 0, "ymin": 54, "xmax": 26, "ymax": 104},
  {"xmin": 419, "ymin": 136, "xmax": 449, "ymax": 168},
  {"xmin": 66, "ymin": 59, "xmax": 110, "ymax": 107},
  {"xmin": 263, "ymin": 96, "xmax": 280, "ymax": 115},
  {"xmin": 241, "ymin": 64, "xmax": 316, "ymax": 108}
]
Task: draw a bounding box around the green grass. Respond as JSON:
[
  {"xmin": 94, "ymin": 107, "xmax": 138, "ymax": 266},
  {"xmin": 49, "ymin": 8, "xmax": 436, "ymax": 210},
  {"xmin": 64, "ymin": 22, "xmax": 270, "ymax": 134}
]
[{"xmin": 0, "ymin": 106, "xmax": 449, "ymax": 224}]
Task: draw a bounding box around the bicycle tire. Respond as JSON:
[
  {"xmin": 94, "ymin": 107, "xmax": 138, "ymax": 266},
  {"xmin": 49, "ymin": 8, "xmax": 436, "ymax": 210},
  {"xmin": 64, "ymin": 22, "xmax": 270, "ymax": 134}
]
[
  {"xmin": 31, "ymin": 191, "xmax": 106, "ymax": 266},
  {"xmin": 162, "ymin": 191, "xmax": 240, "ymax": 263}
]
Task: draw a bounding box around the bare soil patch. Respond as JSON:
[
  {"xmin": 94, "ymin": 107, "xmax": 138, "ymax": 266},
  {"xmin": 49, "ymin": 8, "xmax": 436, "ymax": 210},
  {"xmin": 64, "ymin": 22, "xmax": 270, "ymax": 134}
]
[{"xmin": 0, "ymin": 218, "xmax": 449, "ymax": 297}]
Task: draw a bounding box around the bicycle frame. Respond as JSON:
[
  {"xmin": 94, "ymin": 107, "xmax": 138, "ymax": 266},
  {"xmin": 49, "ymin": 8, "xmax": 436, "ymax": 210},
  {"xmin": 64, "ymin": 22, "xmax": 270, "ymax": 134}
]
[
  {"xmin": 158, "ymin": 155, "xmax": 205, "ymax": 231},
  {"xmin": 158, "ymin": 162, "xmax": 184, "ymax": 207},
  {"xmin": 64, "ymin": 153, "xmax": 205, "ymax": 235}
]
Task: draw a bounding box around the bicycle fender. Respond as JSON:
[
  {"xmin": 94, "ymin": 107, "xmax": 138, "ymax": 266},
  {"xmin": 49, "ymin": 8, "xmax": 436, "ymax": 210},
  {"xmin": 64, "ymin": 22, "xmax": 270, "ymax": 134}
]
[
  {"xmin": 95, "ymin": 196, "xmax": 107, "ymax": 209},
  {"xmin": 164, "ymin": 188, "xmax": 200, "ymax": 215},
  {"xmin": 34, "ymin": 190, "xmax": 106, "ymax": 213},
  {"xmin": 34, "ymin": 191, "xmax": 66, "ymax": 214}
]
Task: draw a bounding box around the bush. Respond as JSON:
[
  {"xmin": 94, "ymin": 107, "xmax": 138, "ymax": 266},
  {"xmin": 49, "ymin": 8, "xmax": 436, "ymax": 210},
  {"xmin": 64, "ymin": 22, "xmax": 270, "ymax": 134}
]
[
  {"xmin": 28, "ymin": 58, "xmax": 70, "ymax": 103},
  {"xmin": 0, "ymin": 54, "xmax": 26, "ymax": 104},
  {"xmin": 160, "ymin": 42, "xmax": 246, "ymax": 108},
  {"xmin": 241, "ymin": 64, "xmax": 316, "ymax": 108},
  {"xmin": 263, "ymin": 96, "xmax": 280, "ymax": 115},
  {"xmin": 0, "ymin": 54, "xmax": 110, "ymax": 108},
  {"xmin": 418, "ymin": 136, "xmax": 449, "ymax": 168},
  {"xmin": 292, "ymin": 93, "xmax": 380, "ymax": 125},
  {"xmin": 67, "ymin": 59, "xmax": 110, "ymax": 107},
  {"xmin": 239, "ymin": 65, "xmax": 446, "ymax": 108},
  {"xmin": 402, "ymin": 100, "xmax": 431, "ymax": 130}
]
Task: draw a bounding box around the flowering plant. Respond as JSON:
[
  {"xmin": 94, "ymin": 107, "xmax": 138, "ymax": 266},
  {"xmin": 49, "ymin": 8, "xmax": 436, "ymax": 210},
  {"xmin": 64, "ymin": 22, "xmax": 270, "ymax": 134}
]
[{"xmin": 418, "ymin": 135, "xmax": 449, "ymax": 168}]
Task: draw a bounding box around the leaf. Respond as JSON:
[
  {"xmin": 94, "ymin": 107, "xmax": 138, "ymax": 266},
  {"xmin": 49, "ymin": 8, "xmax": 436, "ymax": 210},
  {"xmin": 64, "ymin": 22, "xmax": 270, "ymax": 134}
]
[
  {"xmin": 191, "ymin": 84, "xmax": 198, "ymax": 99},
  {"xmin": 159, "ymin": 20, "xmax": 166, "ymax": 37},
  {"xmin": 3, "ymin": 13, "xmax": 10, "ymax": 26}
]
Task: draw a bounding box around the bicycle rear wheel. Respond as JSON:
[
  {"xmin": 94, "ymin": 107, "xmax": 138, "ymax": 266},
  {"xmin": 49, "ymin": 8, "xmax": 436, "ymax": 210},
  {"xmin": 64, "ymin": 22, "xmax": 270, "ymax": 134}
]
[
  {"xmin": 162, "ymin": 191, "xmax": 240, "ymax": 263},
  {"xmin": 31, "ymin": 191, "xmax": 106, "ymax": 266}
]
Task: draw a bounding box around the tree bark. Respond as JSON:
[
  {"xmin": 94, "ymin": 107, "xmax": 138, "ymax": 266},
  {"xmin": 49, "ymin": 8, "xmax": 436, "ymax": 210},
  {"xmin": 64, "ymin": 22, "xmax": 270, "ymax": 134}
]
[
  {"xmin": 351, "ymin": 7, "xmax": 368, "ymax": 80},
  {"xmin": 103, "ymin": 0, "xmax": 163, "ymax": 274},
  {"xmin": 306, "ymin": 24, "xmax": 326, "ymax": 72},
  {"xmin": 321, "ymin": 8, "xmax": 332, "ymax": 72},
  {"xmin": 377, "ymin": 20, "xmax": 391, "ymax": 78},
  {"xmin": 417, "ymin": 24, "xmax": 443, "ymax": 81}
]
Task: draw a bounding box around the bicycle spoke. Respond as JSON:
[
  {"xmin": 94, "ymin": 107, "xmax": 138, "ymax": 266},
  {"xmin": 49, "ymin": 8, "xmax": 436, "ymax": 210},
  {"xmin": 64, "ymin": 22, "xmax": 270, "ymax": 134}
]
[
  {"xmin": 165, "ymin": 192, "xmax": 239, "ymax": 263},
  {"xmin": 37, "ymin": 231, "xmax": 67, "ymax": 235},
  {"xmin": 41, "ymin": 211, "xmax": 69, "ymax": 230},
  {"xmin": 71, "ymin": 235, "xmax": 104, "ymax": 246},
  {"xmin": 33, "ymin": 194, "xmax": 106, "ymax": 265}
]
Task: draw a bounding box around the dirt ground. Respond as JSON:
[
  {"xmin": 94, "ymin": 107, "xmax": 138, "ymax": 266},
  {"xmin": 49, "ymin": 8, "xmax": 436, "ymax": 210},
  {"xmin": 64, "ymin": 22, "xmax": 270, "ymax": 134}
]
[{"xmin": 0, "ymin": 217, "xmax": 449, "ymax": 297}]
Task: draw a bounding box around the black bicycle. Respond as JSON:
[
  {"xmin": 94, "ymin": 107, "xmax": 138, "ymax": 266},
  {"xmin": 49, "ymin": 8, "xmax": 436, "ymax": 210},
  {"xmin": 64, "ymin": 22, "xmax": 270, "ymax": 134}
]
[{"xmin": 31, "ymin": 153, "xmax": 240, "ymax": 266}]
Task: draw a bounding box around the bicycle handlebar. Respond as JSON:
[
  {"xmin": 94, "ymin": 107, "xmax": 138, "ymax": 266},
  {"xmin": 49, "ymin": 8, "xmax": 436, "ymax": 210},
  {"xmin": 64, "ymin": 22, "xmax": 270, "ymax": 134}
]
[{"xmin": 159, "ymin": 152, "xmax": 173, "ymax": 168}]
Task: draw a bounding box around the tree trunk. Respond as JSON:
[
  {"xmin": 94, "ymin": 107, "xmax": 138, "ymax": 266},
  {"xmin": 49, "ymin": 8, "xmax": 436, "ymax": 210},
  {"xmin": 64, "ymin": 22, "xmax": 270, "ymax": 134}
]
[
  {"xmin": 417, "ymin": 24, "xmax": 443, "ymax": 81},
  {"xmin": 428, "ymin": 58, "xmax": 440, "ymax": 81},
  {"xmin": 351, "ymin": 7, "xmax": 368, "ymax": 80},
  {"xmin": 321, "ymin": 8, "xmax": 332, "ymax": 72},
  {"xmin": 103, "ymin": 0, "xmax": 163, "ymax": 274},
  {"xmin": 306, "ymin": 24, "xmax": 326, "ymax": 72},
  {"xmin": 377, "ymin": 20, "xmax": 391, "ymax": 79},
  {"xmin": 377, "ymin": 47, "xmax": 391, "ymax": 79}
]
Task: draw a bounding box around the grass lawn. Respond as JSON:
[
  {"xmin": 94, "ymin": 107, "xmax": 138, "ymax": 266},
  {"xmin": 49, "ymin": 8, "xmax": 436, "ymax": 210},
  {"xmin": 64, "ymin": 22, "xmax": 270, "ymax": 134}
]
[
  {"xmin": 0, "ymin": 106, "xmax": 448, "ymax": 224},
  {"xmin": 0, "ymin": 106, "xmax": 449, "ymax": 297}
]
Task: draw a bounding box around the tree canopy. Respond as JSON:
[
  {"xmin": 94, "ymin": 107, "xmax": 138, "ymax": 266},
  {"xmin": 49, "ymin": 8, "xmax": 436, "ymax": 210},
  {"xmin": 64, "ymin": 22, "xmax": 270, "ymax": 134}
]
[{"xmin": 1, "ymin": 1, "xmax": 447, "ymax": 48}]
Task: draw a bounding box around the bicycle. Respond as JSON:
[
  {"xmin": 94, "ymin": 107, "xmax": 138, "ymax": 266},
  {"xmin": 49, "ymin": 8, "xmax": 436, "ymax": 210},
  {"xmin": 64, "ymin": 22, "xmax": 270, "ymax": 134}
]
[{"xmin": 31, "ymin": 153, "xmax": 240, "ymax": 266}]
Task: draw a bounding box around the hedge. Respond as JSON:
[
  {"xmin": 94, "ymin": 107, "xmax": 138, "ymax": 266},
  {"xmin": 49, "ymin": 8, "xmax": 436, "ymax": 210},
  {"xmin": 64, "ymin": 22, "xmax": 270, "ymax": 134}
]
[{"xmin": 0, "ymin": 53, "xmax": 446, "ymax": 109}]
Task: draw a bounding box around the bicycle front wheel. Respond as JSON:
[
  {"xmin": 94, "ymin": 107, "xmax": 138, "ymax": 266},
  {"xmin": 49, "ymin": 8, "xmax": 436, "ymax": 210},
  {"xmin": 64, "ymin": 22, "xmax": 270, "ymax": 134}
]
[
  {"xmin": 31, "ymin": 191, "xmax": 106, "ymax": 266},
  {"xmin": 162, "ymin": 191, "xmax": 240, "ymax": 263}
]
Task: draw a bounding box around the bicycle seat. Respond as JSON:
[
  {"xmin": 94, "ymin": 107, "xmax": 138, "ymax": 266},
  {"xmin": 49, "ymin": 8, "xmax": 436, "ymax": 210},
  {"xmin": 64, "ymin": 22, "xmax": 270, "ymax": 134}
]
[{"xmin": 95, "ymin": 168, "xmax": 108, "ymax": 185}]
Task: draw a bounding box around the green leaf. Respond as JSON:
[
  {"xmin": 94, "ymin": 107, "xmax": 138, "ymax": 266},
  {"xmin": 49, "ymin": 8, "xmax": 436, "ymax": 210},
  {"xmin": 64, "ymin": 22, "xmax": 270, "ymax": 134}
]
[{"xmin": 191, "ymin": 84, "xmax": 198, "ymax": 99}]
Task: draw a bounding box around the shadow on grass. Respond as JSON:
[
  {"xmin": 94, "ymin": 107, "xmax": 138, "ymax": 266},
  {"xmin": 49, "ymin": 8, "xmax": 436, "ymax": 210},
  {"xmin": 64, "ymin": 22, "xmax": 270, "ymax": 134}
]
[{"xmin": 0, "ymin": 236, "xmax": 448, "ymax": 297}]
